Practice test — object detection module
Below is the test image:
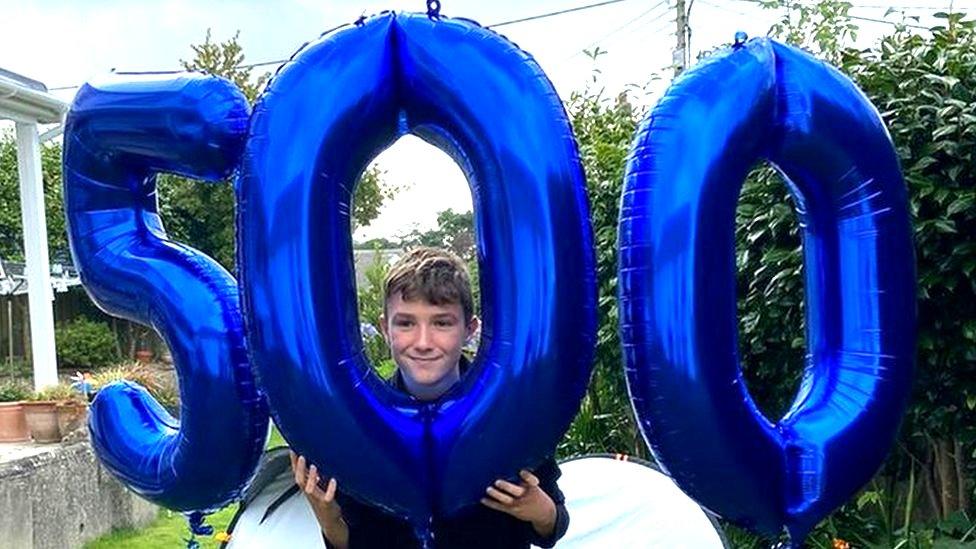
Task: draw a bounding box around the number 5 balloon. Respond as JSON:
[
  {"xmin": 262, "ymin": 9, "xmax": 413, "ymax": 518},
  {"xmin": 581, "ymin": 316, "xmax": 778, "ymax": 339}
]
[
  {"xmin": 63, "ymin": 74, "xmax": 269, "ymax": 513},
  {"xmin": 619, "ymin": 37, "xmax": 915, "ymax": 545}
]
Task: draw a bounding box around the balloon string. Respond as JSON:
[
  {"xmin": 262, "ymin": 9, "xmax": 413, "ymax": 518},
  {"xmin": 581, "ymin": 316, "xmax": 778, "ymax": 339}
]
[{"xmin": 186, "ymin": 511, "xmax": 214, "ymax": 536}]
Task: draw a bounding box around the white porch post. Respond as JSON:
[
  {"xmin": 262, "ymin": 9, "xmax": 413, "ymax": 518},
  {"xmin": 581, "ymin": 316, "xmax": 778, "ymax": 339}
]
[{"xmin": 15, "ymin": 121, "xmax": 58, "ymax": 391}]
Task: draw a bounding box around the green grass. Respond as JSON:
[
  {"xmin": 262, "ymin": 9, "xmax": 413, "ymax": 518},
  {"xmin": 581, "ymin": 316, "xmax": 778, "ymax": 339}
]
[
  {"xmin": 86, "ymin": 423, "xmax": 290, "ymax": 548},
  {"xmin": 85, "ymin": 505, "xmax": 238, "ymax": 549},
  {"xmin": 267, "ymin": 423, "xmax": 287, "ymax": 449}
]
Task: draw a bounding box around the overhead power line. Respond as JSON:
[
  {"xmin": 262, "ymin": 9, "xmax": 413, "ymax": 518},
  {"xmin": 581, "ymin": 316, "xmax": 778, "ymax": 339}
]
[
  {"xmin": 564, "ymin": 0, "xmax": 671, "ymax": 60},
  {"xmin": 698, "ymin": 0, "xmax": 750, "ymax": 17},
  {"xmin": 732, "ymin": 0, "xmax": 930, "ymax": 29},
  {"xmin": 48, "ymin": 0, "xmax": 638, "ymax": 92},
  {"xmin": 845, "ymin": 12, "xmax": 929, "ymax": 29},
  {"xmin": 487, "ymin": 0, "xmax": 632, "ymax": 28},
  {"xmin": 847, "ymin": 3, "xmax": 956, "ymax": 9}
]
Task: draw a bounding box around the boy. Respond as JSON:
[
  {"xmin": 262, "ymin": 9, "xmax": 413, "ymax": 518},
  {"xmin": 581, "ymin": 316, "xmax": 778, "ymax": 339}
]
[{"xmin": 291, "ymin": 247, "xmax": 569, "ymax": 548}]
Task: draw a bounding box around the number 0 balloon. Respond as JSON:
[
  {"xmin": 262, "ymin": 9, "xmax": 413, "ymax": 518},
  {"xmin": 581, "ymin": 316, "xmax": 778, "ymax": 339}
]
[
  {"xmin": 238, "ymin": 11, "xmax": 596, "ymax": 538},
  {"xmin": 619, "ymin": 38, "xmax": 915, "ymax": 545}
]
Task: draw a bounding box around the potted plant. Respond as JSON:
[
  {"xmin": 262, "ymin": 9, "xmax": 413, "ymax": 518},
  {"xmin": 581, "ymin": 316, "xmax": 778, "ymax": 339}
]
[
  {"xmin": 90, "ymin": 362, "xmax": 180, "ymax": 417},
  {"xmin": 90, "ymin": 362, "xmax": 161, "ymax": 394},
  {"xmin": 38, "ymin": 383, "xmax": 89, "ymax": 439},
  {"xmin": 23, "ymin": 389, "xmax": 61, "ymax": 443},
  {"xmin": 0, "ymin": 380, "xmax": 30, "ymax": 442}
]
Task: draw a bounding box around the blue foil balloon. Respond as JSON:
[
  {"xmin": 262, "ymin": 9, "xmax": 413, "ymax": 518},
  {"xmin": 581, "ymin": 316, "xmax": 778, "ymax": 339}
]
[
  {"xmin": 238, "ymin": 12, "xmax": 596, "ymax": 536},
  {"xmin": 62, "ymin": 73, "xmax": 269, "ymax": 512},
  {"xmin": 619, "ymin": 38, "xmax": 915, "ymax": 545}
]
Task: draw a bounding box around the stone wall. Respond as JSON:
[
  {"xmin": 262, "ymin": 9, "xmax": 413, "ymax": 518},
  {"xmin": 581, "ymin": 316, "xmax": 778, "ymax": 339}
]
[{"xmin": 0, "ymin": 441, "xmax": 157, "ymax": 549}]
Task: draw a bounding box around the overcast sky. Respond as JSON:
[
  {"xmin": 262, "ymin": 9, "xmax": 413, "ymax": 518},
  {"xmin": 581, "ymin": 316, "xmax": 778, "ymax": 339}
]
[{"xmin": 0, "ymin": 0, "xmax": 954, "ymax": 241}]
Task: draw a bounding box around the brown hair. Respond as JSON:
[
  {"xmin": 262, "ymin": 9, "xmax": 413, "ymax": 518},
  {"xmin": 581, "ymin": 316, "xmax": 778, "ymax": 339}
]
[{"xmin": 384, "ymin": 247, "xmax": 474, "ymax": 322}]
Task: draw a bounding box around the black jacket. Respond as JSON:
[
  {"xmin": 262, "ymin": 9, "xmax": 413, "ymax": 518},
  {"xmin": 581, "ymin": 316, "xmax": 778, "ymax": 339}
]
[
  {"xmin": 325, "ymin": 360, "xmax": 570, "ymax": 548},
  {"xmin": 327, "ymin": 456, "xmax": 569, "ymax": 548}
]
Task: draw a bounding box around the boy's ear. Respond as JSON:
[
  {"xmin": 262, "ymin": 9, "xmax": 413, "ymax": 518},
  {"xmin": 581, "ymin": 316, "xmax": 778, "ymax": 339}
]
[{"xmin": 379, "ymin": 315, "xmax": 389, "ymax": 341}]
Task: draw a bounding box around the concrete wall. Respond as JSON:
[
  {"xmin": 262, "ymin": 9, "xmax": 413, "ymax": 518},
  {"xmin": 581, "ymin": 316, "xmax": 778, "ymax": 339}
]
[{"xmin": 0, "ymin": 442, "xmax": 158, "ymax": 549}]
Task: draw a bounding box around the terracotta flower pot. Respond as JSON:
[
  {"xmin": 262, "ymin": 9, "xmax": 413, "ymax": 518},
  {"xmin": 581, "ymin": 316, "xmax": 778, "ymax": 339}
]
[
  {"xmin": 22, "ymin": 401, "xmax": 62, "ymax": 443},
  {"xmin": 56, "ymin": 401, "xmax": 88, "ymax": 437},
  {"xmin": 0, "ymin": 402, "xmax": 29, "ymax": 442}
]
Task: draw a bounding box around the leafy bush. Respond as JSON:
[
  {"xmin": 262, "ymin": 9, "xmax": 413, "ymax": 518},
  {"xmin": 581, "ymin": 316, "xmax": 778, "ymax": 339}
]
[
  {"xmin": 0, "ymin": 358, "xmax": 33, "ymax": 379},
  {"xmin": 0, "ymin": 379, "xmax": 29, "ymax": 402},
  {"xmin": 33, "ymin": 383, "xmax": 85, "ymax": 403},
  {"xmin": 357, "ymin": 248, "xmax": 396, "ymax": 377},
  {"xmin": 56, "ymin": 318, "xmax": 120, "ymax": 370}
]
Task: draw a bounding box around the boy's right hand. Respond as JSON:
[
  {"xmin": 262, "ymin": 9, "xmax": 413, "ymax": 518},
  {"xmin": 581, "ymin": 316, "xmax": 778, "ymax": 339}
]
[{"xmin": 290, "ymin": 451, "xmax": 348, "ymax": 548}]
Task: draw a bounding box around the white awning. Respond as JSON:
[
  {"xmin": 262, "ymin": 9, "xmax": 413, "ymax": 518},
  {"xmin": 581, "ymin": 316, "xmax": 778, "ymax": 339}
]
[{"xmin": 0, "ymin": 70, "xmax": 66, "ymax": 124}]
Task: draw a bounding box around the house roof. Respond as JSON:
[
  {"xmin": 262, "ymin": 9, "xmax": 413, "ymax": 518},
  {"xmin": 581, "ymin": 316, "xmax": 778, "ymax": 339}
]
[
  {"xmin": 0, "ymin": 250, "xmax": 401, "ymax": 298},
  {"xmin": 353, "ymin": 248, "xmax": 402, "ymax": 287},
  {"xmin": 0, "ymin": 260, "xmax": 81, "ymax": 296}
]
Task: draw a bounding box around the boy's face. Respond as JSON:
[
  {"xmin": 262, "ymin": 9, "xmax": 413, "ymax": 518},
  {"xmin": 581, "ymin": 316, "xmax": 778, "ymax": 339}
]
[{"xmin": 381, "ymin": 292, "xmax": 479, "ymax": 402}]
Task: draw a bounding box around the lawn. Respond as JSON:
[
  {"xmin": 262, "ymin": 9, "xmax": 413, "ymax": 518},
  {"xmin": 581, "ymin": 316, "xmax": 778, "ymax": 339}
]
[
  {"xmin": 85, "ymin": 505, "xmax": 239, "ymax": 549},
  {"xmin": 85, "ymin": 424, "xmax": 289, "ymax": 548}
]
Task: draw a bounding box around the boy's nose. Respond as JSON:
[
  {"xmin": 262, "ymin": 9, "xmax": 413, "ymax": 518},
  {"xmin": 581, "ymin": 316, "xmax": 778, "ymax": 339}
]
[{"xmin": 414, "ymin": 325, "xmax": 434, "ymax": 350}]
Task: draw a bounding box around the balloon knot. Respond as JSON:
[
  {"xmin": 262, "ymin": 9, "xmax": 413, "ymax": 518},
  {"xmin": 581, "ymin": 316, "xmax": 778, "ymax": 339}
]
[
  {"xmin": 734, "ymin": 31, "xmax": 748, "ymax": 48},
  {"xmin": 427, "ymin": 0, "xmax": 442, "ymax": 19}
]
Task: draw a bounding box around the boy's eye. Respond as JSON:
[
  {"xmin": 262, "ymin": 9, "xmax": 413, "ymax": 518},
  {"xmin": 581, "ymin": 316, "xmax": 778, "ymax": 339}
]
[{"xmin": 394, "ymin": 319, "xmax": 415, "ymax": 328}]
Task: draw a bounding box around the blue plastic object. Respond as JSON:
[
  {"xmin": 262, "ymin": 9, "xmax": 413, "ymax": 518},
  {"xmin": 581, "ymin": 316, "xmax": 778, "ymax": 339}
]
[
  {"xmin": 619, "ymin": 39, "xmax": 915, "ymax": 545},
  {"xmin": 63, "ymin": 73, "xmax": 269, "ymax": 512},
  {"xmin": 238, "ymin": 12, "xmax": 596, "ymax": 537}
]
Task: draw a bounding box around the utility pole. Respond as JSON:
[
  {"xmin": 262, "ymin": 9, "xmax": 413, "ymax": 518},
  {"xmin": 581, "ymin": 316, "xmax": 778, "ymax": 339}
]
[{"xmin": 674, "ymin": 0, "xmax": 689, "ymax": 76}]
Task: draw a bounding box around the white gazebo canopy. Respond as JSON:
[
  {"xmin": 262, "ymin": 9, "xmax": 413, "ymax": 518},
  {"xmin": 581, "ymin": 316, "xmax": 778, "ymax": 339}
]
[{"xmin": 0, "ymin": 68, "xmax": 68, "ymax": 391}]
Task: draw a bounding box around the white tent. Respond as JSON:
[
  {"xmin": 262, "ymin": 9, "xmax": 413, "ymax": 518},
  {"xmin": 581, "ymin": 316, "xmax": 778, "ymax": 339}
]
[{"xmin": 0, "ymin": 68, "xmax": 68, "ymax": 390}]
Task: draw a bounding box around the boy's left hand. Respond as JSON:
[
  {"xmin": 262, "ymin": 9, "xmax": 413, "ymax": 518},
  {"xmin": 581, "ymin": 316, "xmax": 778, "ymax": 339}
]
[{"xmin": 481, "ymin": 469, "xmax": 557, "ymax": 537}]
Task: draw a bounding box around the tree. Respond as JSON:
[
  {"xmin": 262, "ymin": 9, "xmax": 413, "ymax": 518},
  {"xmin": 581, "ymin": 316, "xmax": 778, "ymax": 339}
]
[
  {"xmin": 158, "ymin": 30, "xmax": 397, "ymax": 271},
  {"xmin": 354, "ymin": 237, "xmax": 399, "ymax": 250},
  {"xmin": 181, "ymin": 29, "xmax": 268, "ymax": 103},
  {"xmin": 0, "ymin": 135, "xmax": 68, "ymax": 263},
  {"xmin": 353, "ymin": 165, "xmax": 396, "ymax": 232},
  {"xmin": 760, "ymin": 0, "xmax": 859, "ymax": 64},
  {"xmin": 400, "ymin": 209, "xmax": 475, "ymax": 261}
]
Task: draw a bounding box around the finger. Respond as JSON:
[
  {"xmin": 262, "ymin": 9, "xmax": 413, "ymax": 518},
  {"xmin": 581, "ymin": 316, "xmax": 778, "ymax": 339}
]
[
  {"xmin": 493, "ymin": 479, "xmax": 526, "ymax": 498},
  {"xmin": 305, "ymin": 464, "xmax": 320, "ymax": 495},
  {"xmin": 485, "ymin": 486, "xmax": 515, "ymax": 506},
  {"xmin": 519, "ymin": 469, "xmax": 540, "ymax": 487},
  {"xmin": 480, "ymin": 497, "xmax": 508, "ymax": 513},
  {"xmin": 324, "ymin": 477, "xmax": 338, "ymax": 502},
  {"xmin": 294, "ymin": 455, "xmax": 307, "ymax": 486}
]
